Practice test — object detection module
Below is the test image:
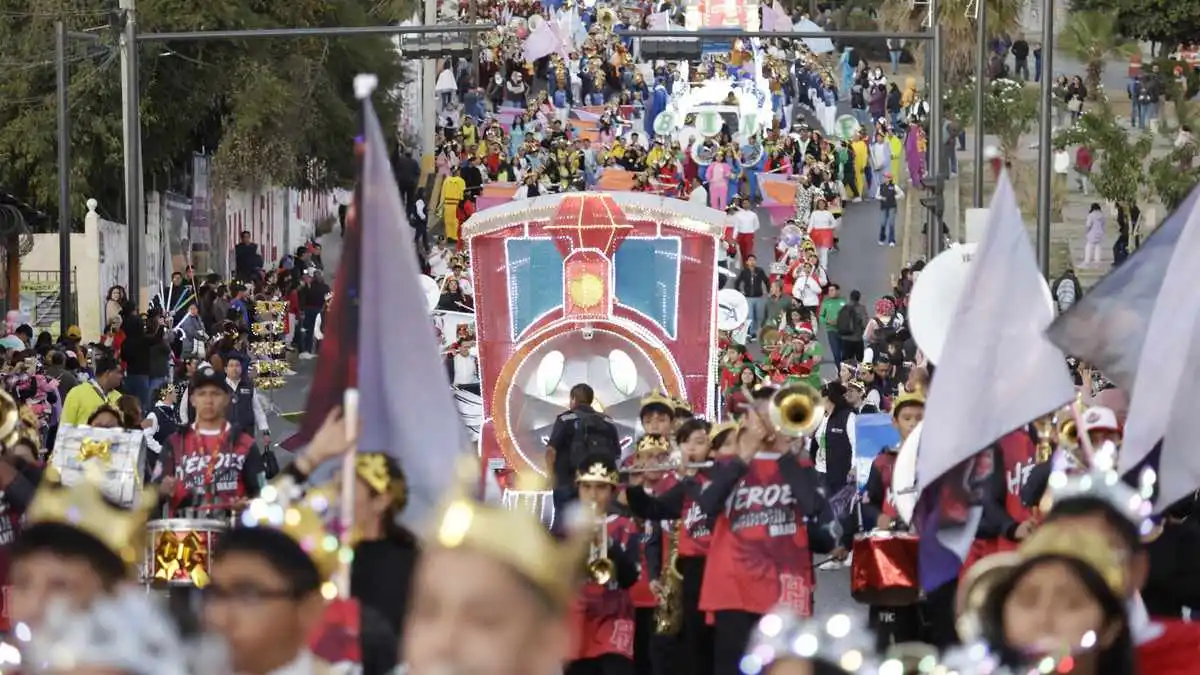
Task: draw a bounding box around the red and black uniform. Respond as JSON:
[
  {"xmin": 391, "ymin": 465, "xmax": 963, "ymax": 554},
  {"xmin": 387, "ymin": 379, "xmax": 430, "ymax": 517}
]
[
  {"xmin": 859, "ymin": 447, "xmax": 921, "ymax": 648},
  {"xmin": 964, "ymin": 429, "xmax": 1039, "ymax": 575},
  {"xmin": 697, "ymin": 453, "xmax": 838, "ymax": 675},
  {"xmin": 625, "ymin": 476, "xmax": 678, "ymax": 675},
  {"xmin": 626, "ymin": 474, "xmax": 717, "ymax": 675},
  {"xmin": 567, "ymin": 513, "xmax": 642, "ymax": 675},
  {"xmin": 161, "ymin": 423, "xmax": 266, "ymax": 511},
  {"xmin": 1136, "ymin": 616, "xmax": 1200, "ymax": 673},
  {"xmin": 0, "ymin": 462, "xmax": 41, "ymax": 631}
]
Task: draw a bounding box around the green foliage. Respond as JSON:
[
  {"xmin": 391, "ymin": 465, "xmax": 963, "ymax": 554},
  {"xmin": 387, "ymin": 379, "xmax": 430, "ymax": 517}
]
[
  {"xmin": 1071, "ymin": 0, "xmax": 1200, "ymax": 53},
  {"xmin": 1147, "ymin": 145, "xmax": 1200, "ymax": 212},
  {"xmin": 1052, "ymin": 101, "xmax": 1152, "ymax": 206},
  {"xmin": 0, "ymin": 0, "xmax": 412, "ymax": 227},
  {"xmin": 1056, "ymin": 11, "xmax": 1139, "ymax": 98},
  {"xmin": 942, "ymin": 78, "xmax": 1039, "ymax": 160}
]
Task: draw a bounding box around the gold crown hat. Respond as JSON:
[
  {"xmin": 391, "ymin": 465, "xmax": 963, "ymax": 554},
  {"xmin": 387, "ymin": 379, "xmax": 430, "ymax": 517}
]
[
  {"xmin": 433, "ymin": 458, "xmax": 590, "ymax": 607},
  {"xmin": 639, "ymin": 390, "xmax": 675, "ymax": 417},
  {"xmin": 26, "ymin": 465, "xmax": 159, "ymax": 569},
  {"xmin": 355, "ymin": 452, "xmax": 408, "ymax": 511},
  {"xmin": 708, "ymin": 422, "xmax": 738, "ymax": 444},
  {"xmin": 576, "ymin": 459, "xmax": 620, "ymax": 486},
  {"xmin": 1016, "ymin": 521, "xmax": 1128, "ymax": 597},
  {"xmin": 239, "ymin": 475, "xmax": 342, "ymax": 587},
  {"xmin": 635, "ymin": 434, "xmax": 672, "ymax": 456},
  {"xmin": 672, "ymin": 398, "xmax": 693, "ymax": 416},
  {"xmin": 891, "ymin": 390, "xmax": 926, "ymax": 418}
]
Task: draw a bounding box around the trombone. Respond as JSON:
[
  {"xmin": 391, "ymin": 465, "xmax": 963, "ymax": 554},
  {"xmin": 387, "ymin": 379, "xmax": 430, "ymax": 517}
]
[
  {"xmin": 768, "ymin": 383, "xmax": 825, "ymax": 438},
  {"xmin": 585, "ymin": 502, "xmax": 615, "ymax": 585},
  {"xmin": 620, "ymin": 461, "xmax": 714, "ymax": 475}
]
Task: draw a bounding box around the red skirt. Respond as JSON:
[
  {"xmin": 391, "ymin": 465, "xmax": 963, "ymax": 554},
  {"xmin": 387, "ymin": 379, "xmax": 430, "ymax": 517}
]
[{"xmin": 810, "ymin": 228, "xmax": 835, "ymax": 248}]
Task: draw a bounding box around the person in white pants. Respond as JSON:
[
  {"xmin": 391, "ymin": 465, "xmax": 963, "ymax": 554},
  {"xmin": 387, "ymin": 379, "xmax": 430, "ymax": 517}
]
[{"xmin": 1083, "ymin": 203, "xmax": 1106, "ymax": 268}]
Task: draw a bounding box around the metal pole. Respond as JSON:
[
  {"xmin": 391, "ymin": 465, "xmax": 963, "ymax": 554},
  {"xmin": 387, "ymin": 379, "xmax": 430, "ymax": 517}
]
[
  {"xmin": 972, "ymin": 5, "xmax": 986, "ymax": 208},
  {"xmin": 136, "ymin": 23, "xmax": 493, "ymax": 41},
  {"xmin": 120, "ymin": 0, "xmax": 142, "ymax": 307},
  {"xmin": 624, "ymin": 29, "xmax": 933, "ymax": 39},
  {"xmin": 927, "ymin": 18, "xmax": 944, "ymax": 260},
  {"xmin": 422, "ymin": 2, "xmax": 440, "ymax": 155},
  {"xmin": 1036, "ymin": 0, "xmax": 1054, "ymax": 277},
  {"xmin": 55, "ymin": 21, "xmax": 73, "ymax": 328}
]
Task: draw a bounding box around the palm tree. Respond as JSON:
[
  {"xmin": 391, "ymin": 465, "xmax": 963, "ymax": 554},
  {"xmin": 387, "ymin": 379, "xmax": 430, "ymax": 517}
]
[
  {"xmin": 1057, "ymin": 12, "xmax": 1140, "ymax": 99},
  {"xmin": 877, "ymin": 0, "xmax": 1029, "ymax": 85}
]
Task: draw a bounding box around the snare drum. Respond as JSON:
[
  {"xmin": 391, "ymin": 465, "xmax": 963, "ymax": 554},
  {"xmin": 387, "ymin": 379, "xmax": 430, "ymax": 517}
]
[
  {"xmin": 850, "ymin": 531, "xmax": 920, "ymax": 607},
  {"xmin": 145, "ymin": 518, "xmax": 227, "ymax": 588}
]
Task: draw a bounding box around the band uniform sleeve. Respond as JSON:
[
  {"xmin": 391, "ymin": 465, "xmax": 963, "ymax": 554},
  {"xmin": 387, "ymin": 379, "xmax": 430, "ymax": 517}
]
[
  {"xmin": 241, "ymin": 441, "xmax": 266, "ymax": 499},
  {"xmin": 612, "ymin": 523, "xmax": 642, "ymax": 589},
  {"xmin": 861, "ymin": 459, "xmax": 885, "ymax": 527},
  {"xmin": 626, "ymin": 483, "xmax": 686, "ymax": 520},
  {"xmin": 777, "ymin": 453, "xmax": 828, "ymax": 518},
  {"xmin": 696, "ymin": 458, "xmax": 750, "ymax": 517}
]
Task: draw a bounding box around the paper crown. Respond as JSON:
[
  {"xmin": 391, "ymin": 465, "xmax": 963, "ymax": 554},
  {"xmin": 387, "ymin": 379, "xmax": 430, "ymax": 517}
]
[
  {"xmin": 26, "ymin": 467, "xmax": 158, "ymax": 569},
  {"xmin": 576, "ymin": 461, "xmax": 620, "ymax": 485},
  {"xmin": 1018, "ymin": 521, "xmax": 1128, "ymax": 597},
  {"xmin": 891, "ymin": 390, "xmax": 926, "ymax": 417},
  {"xmin": 356, "ymin": 452, "xmax": 408, "ymax": 510},
  {"xmin": 708, "ymin": 421, "xmax": 738, "ymax": 443},
  {"xmin": 636, "ymin": 434, "xmax": 671, "ymax": 455},
  {"xmin": 740, "ymin": 609, "xmax": 879, "ymax": 675},
  {"xmin": 639, "ymin": 391, "xmax": 675, "ymax": 414},
  {"xmin": 239, "ymin": 476, "xmax": 342, "ymax": 585},
  {"xmin": 432, "ymin": 458, "xmax": 589, "ymax": 607},
  {"xmin": 673, "ymin": 398, "xmax": 693, "ymax": 415}
]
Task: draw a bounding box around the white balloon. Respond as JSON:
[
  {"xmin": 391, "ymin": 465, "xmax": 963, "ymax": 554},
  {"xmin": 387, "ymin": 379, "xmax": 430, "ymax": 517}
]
[
  {"xmin": 608, "ymin": 349, "xmax": 639, "ymax": 397},
  {"xmin": 536, "ymin": 350, "xmax": 566, "ymax": 398}
]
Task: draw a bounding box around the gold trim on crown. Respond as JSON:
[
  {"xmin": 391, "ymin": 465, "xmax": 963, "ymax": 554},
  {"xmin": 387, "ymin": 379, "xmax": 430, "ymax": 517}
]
[
  {"xmin": 673, "ymin": 398, "xmax": 693, "ymax": 415},
  {"xmin": 636, "ymin": 434, "xmax": 671, "ymax": 455},
  {"xmin": 26, "ymin": 466, "xmax": 158, "ymax": 569},
  {"xmin": 576, "ymin": 461, "xmax": 620, "ymax": 485},
  {"xmin": 891, "ymin": 391, "xmax": 926, "ymax": 416},
  {"xmin": 708, "ymin": 422, "xmax": 738, "ymax": 443},
  {"xmin": 355, "ymin": 453, "xmax": 407, "ymax": 509},
  {"xmin": 432, "ymin": 458, "xmax": 589, "ymax": 607},
  {"xmin": 240, "ymin": 477, "xmax": 342, "ymax": 586},
  {"xmin": 1018, "ymin": 522, "xmax": 1127, "ymax": 597},
  {"xmin": 640, "ymin": 391, "xmax": 675, "ymax": 413}
]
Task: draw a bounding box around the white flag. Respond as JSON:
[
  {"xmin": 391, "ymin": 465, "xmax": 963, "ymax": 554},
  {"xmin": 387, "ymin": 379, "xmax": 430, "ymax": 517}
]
[{"xmin": 917, "ymin": 172, "xmax": 1075, "ymax": 492}]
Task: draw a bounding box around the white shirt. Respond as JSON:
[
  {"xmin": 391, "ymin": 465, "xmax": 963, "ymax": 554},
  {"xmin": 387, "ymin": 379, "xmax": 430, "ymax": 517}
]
[
  {"xmin": 733, "ymin": 209, "xmax": 760, "ymax": 235},
  {"xmin": 809, "ymin": 209, "xmax": 837, "ymax": 232},
  {"xmin": 689, "ymin": 185, "xmax": 708, "ymax": 204},
  {"xmin": 452, "ymin": 353, "xmax": 479, "ymax": 386},
  {"xmin": 792, "ymin": 273, "xmax": 822, "ymax": 306}
]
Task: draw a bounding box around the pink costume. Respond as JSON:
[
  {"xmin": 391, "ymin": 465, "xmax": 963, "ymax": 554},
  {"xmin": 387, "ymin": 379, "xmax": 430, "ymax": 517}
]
[{"xmin": 708, "ymin": 161, "xmax": 731, "ymax": 210}]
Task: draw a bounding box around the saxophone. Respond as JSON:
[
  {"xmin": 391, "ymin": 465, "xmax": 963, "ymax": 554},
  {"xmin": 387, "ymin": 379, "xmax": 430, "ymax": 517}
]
[{"xmin": 653, "ymin": 521, "xmax": 685, "ymax": 635}]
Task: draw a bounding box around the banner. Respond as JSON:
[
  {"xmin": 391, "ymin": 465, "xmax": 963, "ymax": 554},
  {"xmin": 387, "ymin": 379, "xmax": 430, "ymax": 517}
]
[
  {"xmin": 97, "ymin": 218, "xmax": 129, "ymax": 325},
  {"xmin": 854, "ymin": 413, "xmax": 901, "ymax": 488},
  {"xmin": 162, "ymin": 192, "xmax": 193, "ymax": 276}
]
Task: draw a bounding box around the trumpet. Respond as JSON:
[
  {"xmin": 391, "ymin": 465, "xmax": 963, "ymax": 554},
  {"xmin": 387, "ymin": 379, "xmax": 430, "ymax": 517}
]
[
  {"xmin": 620, "ymin": 461, "xmax": 714, "ymax": 475},
  {"xmin": 768, "ymin": 384, "xmax": 825, "ymax": 438},
  {"xmin": 585, "ymin": 502, "xmax": 615, "ymax": 585}
]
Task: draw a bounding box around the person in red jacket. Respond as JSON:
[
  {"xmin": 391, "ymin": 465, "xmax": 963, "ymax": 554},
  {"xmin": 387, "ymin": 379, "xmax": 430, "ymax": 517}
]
[
  {"xmin": 568, "ymin": 454, "xmax": 641, "ymax": 675},
  {"xmin": 697, "ymin": 387, "xmax": 844, "ymax": 675}
]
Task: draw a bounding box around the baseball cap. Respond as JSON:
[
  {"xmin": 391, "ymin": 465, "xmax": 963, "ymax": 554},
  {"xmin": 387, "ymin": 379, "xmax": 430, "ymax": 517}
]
[
  {"xmin": 190, "ymin": 364, "xmax": 230, "ymax": 394},
  {"xmin": 66, "ymin": 325, "xmax": 82, "ymax": 340},
  {"xmin": 1082, "ymin": 406, "xmax": 1120, "ymax": 433}
]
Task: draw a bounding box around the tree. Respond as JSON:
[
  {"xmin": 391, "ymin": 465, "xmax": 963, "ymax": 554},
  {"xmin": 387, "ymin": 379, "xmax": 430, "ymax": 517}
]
[
  {"xmin": 1147, "ymin": 145, "xmax": 1200, "ymax": 212},
  {"xmin": 1056, "ymin": 12, "xmax": 1139, "ymax": 99},
  {"xmin": 1053, "ymin": 100, "xmax": 1152, "ymax": 207},
  {"xmin": 0, "ymin": 0, "xmax": 413, "ymax": 227},
  {"xmin": 943, "ymin": 78, "xmax": 1039, "ymax": 160},
  {"xmin": 878, "ymin": 0, "xmax": 1028, "ymax": 85},
  {"xmin": 1071, "ymin": 0, "xmax": 1200, "ymax": 55}
]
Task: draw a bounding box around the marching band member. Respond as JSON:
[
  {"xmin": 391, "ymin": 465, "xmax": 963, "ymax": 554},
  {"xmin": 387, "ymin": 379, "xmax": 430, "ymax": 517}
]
[
  {"xmin": 859, "ymin": 391, "xmax": 923, "ymax": 648},
  {"xmin": 623, "ymin": 434, "xmax": 674, "ymax": 675},
  {"xmin": 671, "ymin": 399, "xmax": 694, "ymax": 434},
  {"xmin": 976, "ymin": 522, "xmax": 1138, "ymax": 674},
  {"xmin": 9, "ymin": 472, "xmax": 156, "ymax": 632},
  {"xmin": 161, "ymin": 364, "xmax": 267, "ymax": 512},
  {"xmin": 961, "ymin": 428, "xmax": 1041, "ymax": 577},
  {"xmin": 1038, "ymin": 459, "xmax": 1200, "ymax": 672},
  {"xmin": 639, "ymin": 392, "xmax": 675, "ymax": 438},
  {"xmin": 697, "ymin": 387, "xmax": 842, "ymax": 675},
  {"xmin": 569, "ymin": 454, "xmax": 641, "ymax": 675}
]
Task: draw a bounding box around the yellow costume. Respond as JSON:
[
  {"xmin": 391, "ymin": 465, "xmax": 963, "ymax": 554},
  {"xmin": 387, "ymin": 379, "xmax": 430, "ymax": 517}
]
[
  {"xmin": 851, "ymin": 138, "xmax": 869, "ymax": 197},
  {"xmin": 888, "ymin": 134, "xmax": 904, "ymax": 182},
  {"xmin": 441, "ymin": 175, "xmax": 466, "ymax": 241}
]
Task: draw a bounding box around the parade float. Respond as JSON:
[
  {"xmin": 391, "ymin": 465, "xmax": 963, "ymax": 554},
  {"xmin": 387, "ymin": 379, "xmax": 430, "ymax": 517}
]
[{"xmin": 463, "ymin": 192, "xmax": 724, "ymax": 477}]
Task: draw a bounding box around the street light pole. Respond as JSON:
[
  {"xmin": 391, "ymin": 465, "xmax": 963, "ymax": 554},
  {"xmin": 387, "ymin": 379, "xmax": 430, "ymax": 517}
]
[
  {"xmin": 55, "ymin": 21, "xmax": 72, "ymax": 328},
  {"xmin": 927, "ymin": 3, "xmax": 944, "ymax": 261},
  {"xmin": 120, "ymin": 0, "xmax": 143, "ymax": 307},
  {"xmin": 972, "ymin": 3, "xmax": 986, "ymax": 208},
  {"xmin": 1035, "ymin": 0, "xmax": 1054, "ymax": 276}
]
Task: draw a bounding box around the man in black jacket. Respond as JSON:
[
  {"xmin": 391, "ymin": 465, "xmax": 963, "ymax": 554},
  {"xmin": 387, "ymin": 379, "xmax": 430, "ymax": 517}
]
[
  {"xmin": 1011, "ymin": 39, "xmax": 1030, "ymax": 81},
  {"xmin": 234, "ymin": 231, "xmax": 263, "ymax": 282},
  {"xmin": 732, "ymin": 254, "xmax": 770, "ymax": 341}
]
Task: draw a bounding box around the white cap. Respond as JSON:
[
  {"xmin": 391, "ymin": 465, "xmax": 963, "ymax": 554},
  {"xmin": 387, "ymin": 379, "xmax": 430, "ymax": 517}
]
[{"xmin": 1083, "ymin": 406, "xmax": 1120, "ymax": 432}]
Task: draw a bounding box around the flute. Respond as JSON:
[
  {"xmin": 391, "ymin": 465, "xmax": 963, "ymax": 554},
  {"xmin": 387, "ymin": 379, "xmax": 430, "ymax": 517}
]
[{"xmin": 620, "ymin": 461, "xmax": 714, "ymax": 475}]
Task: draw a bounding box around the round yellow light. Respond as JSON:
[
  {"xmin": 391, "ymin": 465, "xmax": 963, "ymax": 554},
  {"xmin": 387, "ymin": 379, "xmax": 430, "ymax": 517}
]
[{"xmin": 569, "ymin": 273, "xmax": 605, "ymax": 309}]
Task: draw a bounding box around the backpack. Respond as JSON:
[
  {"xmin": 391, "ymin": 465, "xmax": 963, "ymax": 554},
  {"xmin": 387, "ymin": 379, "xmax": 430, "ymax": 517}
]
[
  {"xmin": 836, "ymin": 303, "xmax": 867, "ymax": 339},
  {"xmin": 568, "ymin": 410, "xmax": 617, "ymax": 467}
]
